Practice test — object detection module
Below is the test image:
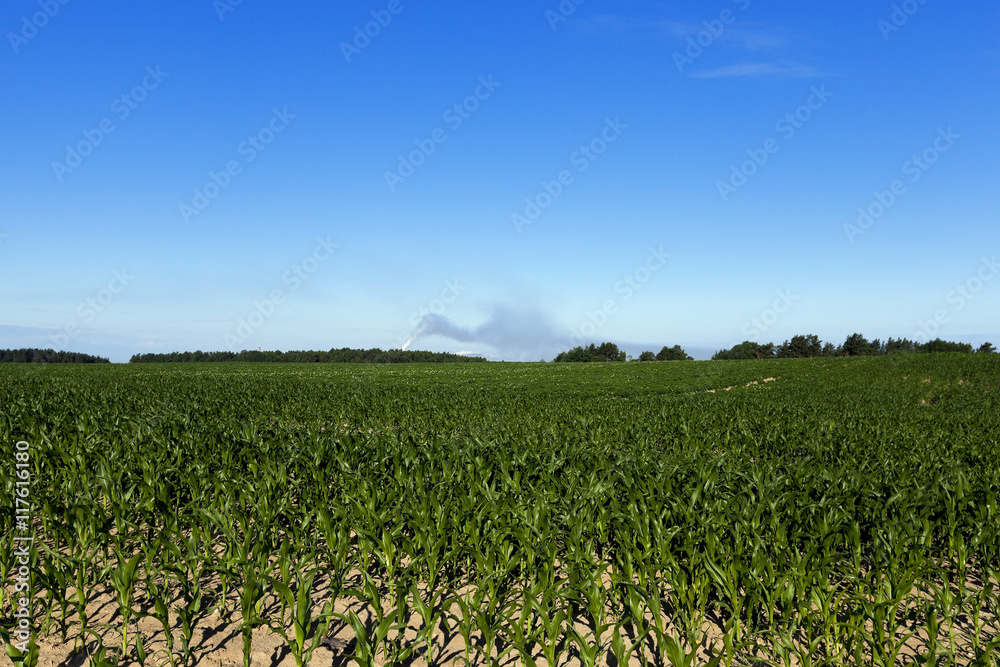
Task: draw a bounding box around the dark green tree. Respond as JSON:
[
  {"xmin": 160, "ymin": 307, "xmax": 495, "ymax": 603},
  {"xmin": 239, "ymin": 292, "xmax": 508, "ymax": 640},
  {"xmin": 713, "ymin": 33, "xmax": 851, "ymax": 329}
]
[
  {"xmin": 757, "ymin": 342, "xmax": 776, "ymax": 359},
  {"xmin": 553, "ymin": 342, "xmax": 626, "ymax": 362},
  {"xmin": 596, "ymin": 342, "xmax": 626, "ymax": 362},
  {"xmin": 655, "ymin": 345, "xmax": 693, "ymax": 361},
  {"xmin": 842, "ymin": 333, "xmax": 873, "ymax": 357},
  {"xmin": 776, "ymin": 334, "xmax": 822, "ymax": 358},
  {"xmin": 884, "ymin": 338, "xmax": 919, "ymax": 354},
  {"xmin": 920, "ymin": 339, "xmax": 974, "ymax": 354},
  {"xmin": 712, "ymin": 341, "xmax": 772, "ymax": 360}
]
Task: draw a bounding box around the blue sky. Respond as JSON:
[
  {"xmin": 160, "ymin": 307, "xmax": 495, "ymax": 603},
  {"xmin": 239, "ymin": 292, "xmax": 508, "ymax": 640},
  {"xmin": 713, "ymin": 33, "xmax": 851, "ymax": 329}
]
[{"xmin": 1, "ymin": 0, "xmax": 998, "ymax": 361}]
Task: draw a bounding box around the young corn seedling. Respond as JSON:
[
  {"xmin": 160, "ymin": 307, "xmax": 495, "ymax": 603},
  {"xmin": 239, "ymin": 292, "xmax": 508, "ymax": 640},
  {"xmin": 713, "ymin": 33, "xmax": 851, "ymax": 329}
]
[
  {"xmin": 920, "ymin": 601, "xmax": 943, "ymax": 665},
  {"xmin": 0, "ymin": 546, "xmax": 13, "ymax": 616},
  {"xmin": 661, "ymin": 634, "xmax": 704, "ymax": 667},
  {"xmin": 566, "ymin": 565, "xmax": 612, "ymax": 667},
  {"xmin": 144, "ymin": 576, "xmax": 178, "ymax": 667},
  {"xmin": 504, "ymin": 580, "xmax": 542, "ymax": 667},
  {"xmin": 608, "ymin": 567, "xmax": 652, "ymax": 665},
  {"xmin": 341, "ymin": 608, "xmax": 406, "ymax": 667},
  {"xmin": 70, "ymin": 550, "xmax": 95, "ymax": 654},
  {"xmin": 237, "ymin": 565, "xmax": 268, "ymax": 667},
  {"xmin": 343, "ymin": 571, "xmax": 410, "ymax": 667},
  {"xmin": 807, "ymin": 573, "xmax": 853, "ymax": 666},
  {"xmin": 569, "ymin": 625, "xmax": 602, "ymax": 667},
  {"xmin": 1, "ymin": 628, "xmax": 40, "ymax": 667},
  {"xmin": 444, "ymin": 590, "xmax": 480, "ymax": 667},
  {"xmin": 79, "ymin": 627, "xmax": 121, "ymax": 667},
  {"xmin": 408, "ymin": 581, "xmax": 450, "ymax": 667},
  {"xmin": 703, "ymin": 555, "xmax": 747, "ymax": 656},
  {"xmin": 970, "ymin": 580, "xmax": 995, "ymax": 654},
  {"xmin": 970, "ymin": 637, "xmax": 1000, "ymax": 667},
  {"xmin": 133, "ymin": 633, "xmax": 150, "ymax": 667},
  {"xmin": 401, "ymin": 520, "xmax": 452, "ymax": 666},
  {"xmin": 524, "ymin": 589, "xmax": 569, "ymax": 667},
  {"xmin": 164, "ymin": 536, "xmax": 213, "ymax": 667},
  {"xmin": 267, "ymin": 567, "xmax": 337, "ymax": 667},
  {"xmin": 670, "ymin": 560, "xmax": 712, "ymax": 652},
  {"xmin": 108, "ymin": 549, "xmax": 144, "ymax": 660},
  {"xmin": 610, "ymin": 623, "xmax": 644, "ymax": 667},
  {"xmin": 641, "ymin": 575, "xmax": 673, "ymax": 666},
  {"xmin": 925, "ymin": 574, "xmax": 961, "ymax": 661},
  {"xmin": 35, "ymin": 547, "xmax": 72, "ymax": 641}
]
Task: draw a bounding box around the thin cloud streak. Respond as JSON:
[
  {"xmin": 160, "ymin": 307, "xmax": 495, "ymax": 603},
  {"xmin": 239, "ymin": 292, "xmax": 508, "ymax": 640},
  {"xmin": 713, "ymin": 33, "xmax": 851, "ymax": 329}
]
[
  {"xmin": 663, "ymin": 22, "xmax": 787, "ymax": 50},
  {"xmin": 688, "ymin": 61, "xmax": 826, "ymax": 79},
  {"xmin": 581, "ymin": 14, "xmax": 787, "ymax": 51}
]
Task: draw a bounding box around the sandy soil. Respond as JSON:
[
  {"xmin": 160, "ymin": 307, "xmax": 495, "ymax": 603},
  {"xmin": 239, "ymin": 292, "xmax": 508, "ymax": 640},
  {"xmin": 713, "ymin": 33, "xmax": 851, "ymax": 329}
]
[{"xmin": 21, "ymin": 567, "xmax": 999, "ymax": 667}]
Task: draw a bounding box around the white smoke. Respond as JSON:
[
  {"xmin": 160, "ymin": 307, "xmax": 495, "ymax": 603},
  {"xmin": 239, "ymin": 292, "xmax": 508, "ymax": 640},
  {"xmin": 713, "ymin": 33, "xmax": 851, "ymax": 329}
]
[{"xmin": 401, "ymin": 306, "xmax": 568, "ymax": 360}]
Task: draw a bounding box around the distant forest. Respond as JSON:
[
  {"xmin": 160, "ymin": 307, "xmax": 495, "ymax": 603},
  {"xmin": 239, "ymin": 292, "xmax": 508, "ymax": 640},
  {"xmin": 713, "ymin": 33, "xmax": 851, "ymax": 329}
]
[
  {"xmin": 552, "ymin": 335, "xmax": 994, "ymax": 363},
  {"xmin": 2, "ymin": 336, "xmax": 994, "ymax": 365},
  {"xmin": 129, "ymin": 348, "xmax": 487, "ymax": 364},
  {"xmin": 0, "ymin": 349, "xmax": 110, "ymax": 364},
  {"xmin": 712, "ymin": 335, "xmax": 995, "ymax": 360}
]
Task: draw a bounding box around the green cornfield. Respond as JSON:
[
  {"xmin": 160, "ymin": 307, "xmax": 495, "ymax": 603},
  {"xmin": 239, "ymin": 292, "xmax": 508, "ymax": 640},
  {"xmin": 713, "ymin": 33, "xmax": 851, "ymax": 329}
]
[{"xmin": 2, "ymin": 355, "xmax": 999, "ymax": 666}]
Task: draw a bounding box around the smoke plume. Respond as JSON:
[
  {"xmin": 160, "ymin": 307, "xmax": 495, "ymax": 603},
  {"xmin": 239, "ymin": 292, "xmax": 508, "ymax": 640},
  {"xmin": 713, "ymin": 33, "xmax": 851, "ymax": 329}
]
[{"xmin": 401, "ymin": 306, "xmax": 568, "ymax": 361}]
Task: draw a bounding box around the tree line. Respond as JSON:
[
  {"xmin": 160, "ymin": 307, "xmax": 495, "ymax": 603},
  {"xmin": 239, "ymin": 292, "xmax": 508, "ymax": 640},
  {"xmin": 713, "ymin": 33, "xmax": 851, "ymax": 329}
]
[
  {"xmin": 552, "ymin": 335, "xmax": 995, "ymax": 363},
  {"xmin": 713, "ymin": 335, "xmax": 995, "ymax": 360},
  {"xmin": 553, "ymin": 343, "xmax": 693, "ymax": 363},
  {"xmin": 0, "ymin": 349, "xmax": 110, "ymax": 364},
  {"xmin": 3, "ymin": 337, "xmax": 994, "ymax": 366},
  {"xmin": 128, "ymin": 348, "xmax": 487, "ymax": 364}
]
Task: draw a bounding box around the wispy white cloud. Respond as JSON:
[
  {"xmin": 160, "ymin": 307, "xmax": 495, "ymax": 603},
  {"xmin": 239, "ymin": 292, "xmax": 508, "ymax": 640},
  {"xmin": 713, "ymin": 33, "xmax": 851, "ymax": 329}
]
[
  {"xmin": 662, "ymin": 21, "xmax": 787, "ymax": 50},
  {"xmin": 575, "ymin": 14, "xmax": 825, "ymax": 80},
  {"xmin": 580, "ymin": 14, "xmax": 787, "ymax": 50},
  {"xmin": 688, "ymin": 61, "xmax": 826, "ymax": 79}
]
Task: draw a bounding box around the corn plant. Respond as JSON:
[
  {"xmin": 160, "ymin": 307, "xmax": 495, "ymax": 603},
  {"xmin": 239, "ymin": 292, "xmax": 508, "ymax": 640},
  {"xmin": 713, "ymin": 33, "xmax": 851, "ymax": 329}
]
[
  {"xmin": 0, "ymin": 629, "xmax": 40, "ymax": 667},
  {"xmin": 35, "ymin": 547, "xmax": 73, "ymax": 641},
  {"xmin": 2, "ymin": 354, "xmax": 1000, "ymax": 665},
  {"xmin": 267, "ymin": 567, "xmax": 337, "ymax": 667},
  {"xmin": 108, "ymin": 549, "xmax": 143, "ymax": 659},
  {"xmin": 342, "ymin": 570, "xmax": 410, "ymax": 666}
]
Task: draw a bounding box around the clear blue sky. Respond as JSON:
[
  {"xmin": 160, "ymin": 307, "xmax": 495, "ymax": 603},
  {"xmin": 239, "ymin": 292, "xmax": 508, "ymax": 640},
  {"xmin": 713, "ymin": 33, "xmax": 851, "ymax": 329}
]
[{"xmin": 2, "ymin": 0, "xmax": 998, "ymax": 361}]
